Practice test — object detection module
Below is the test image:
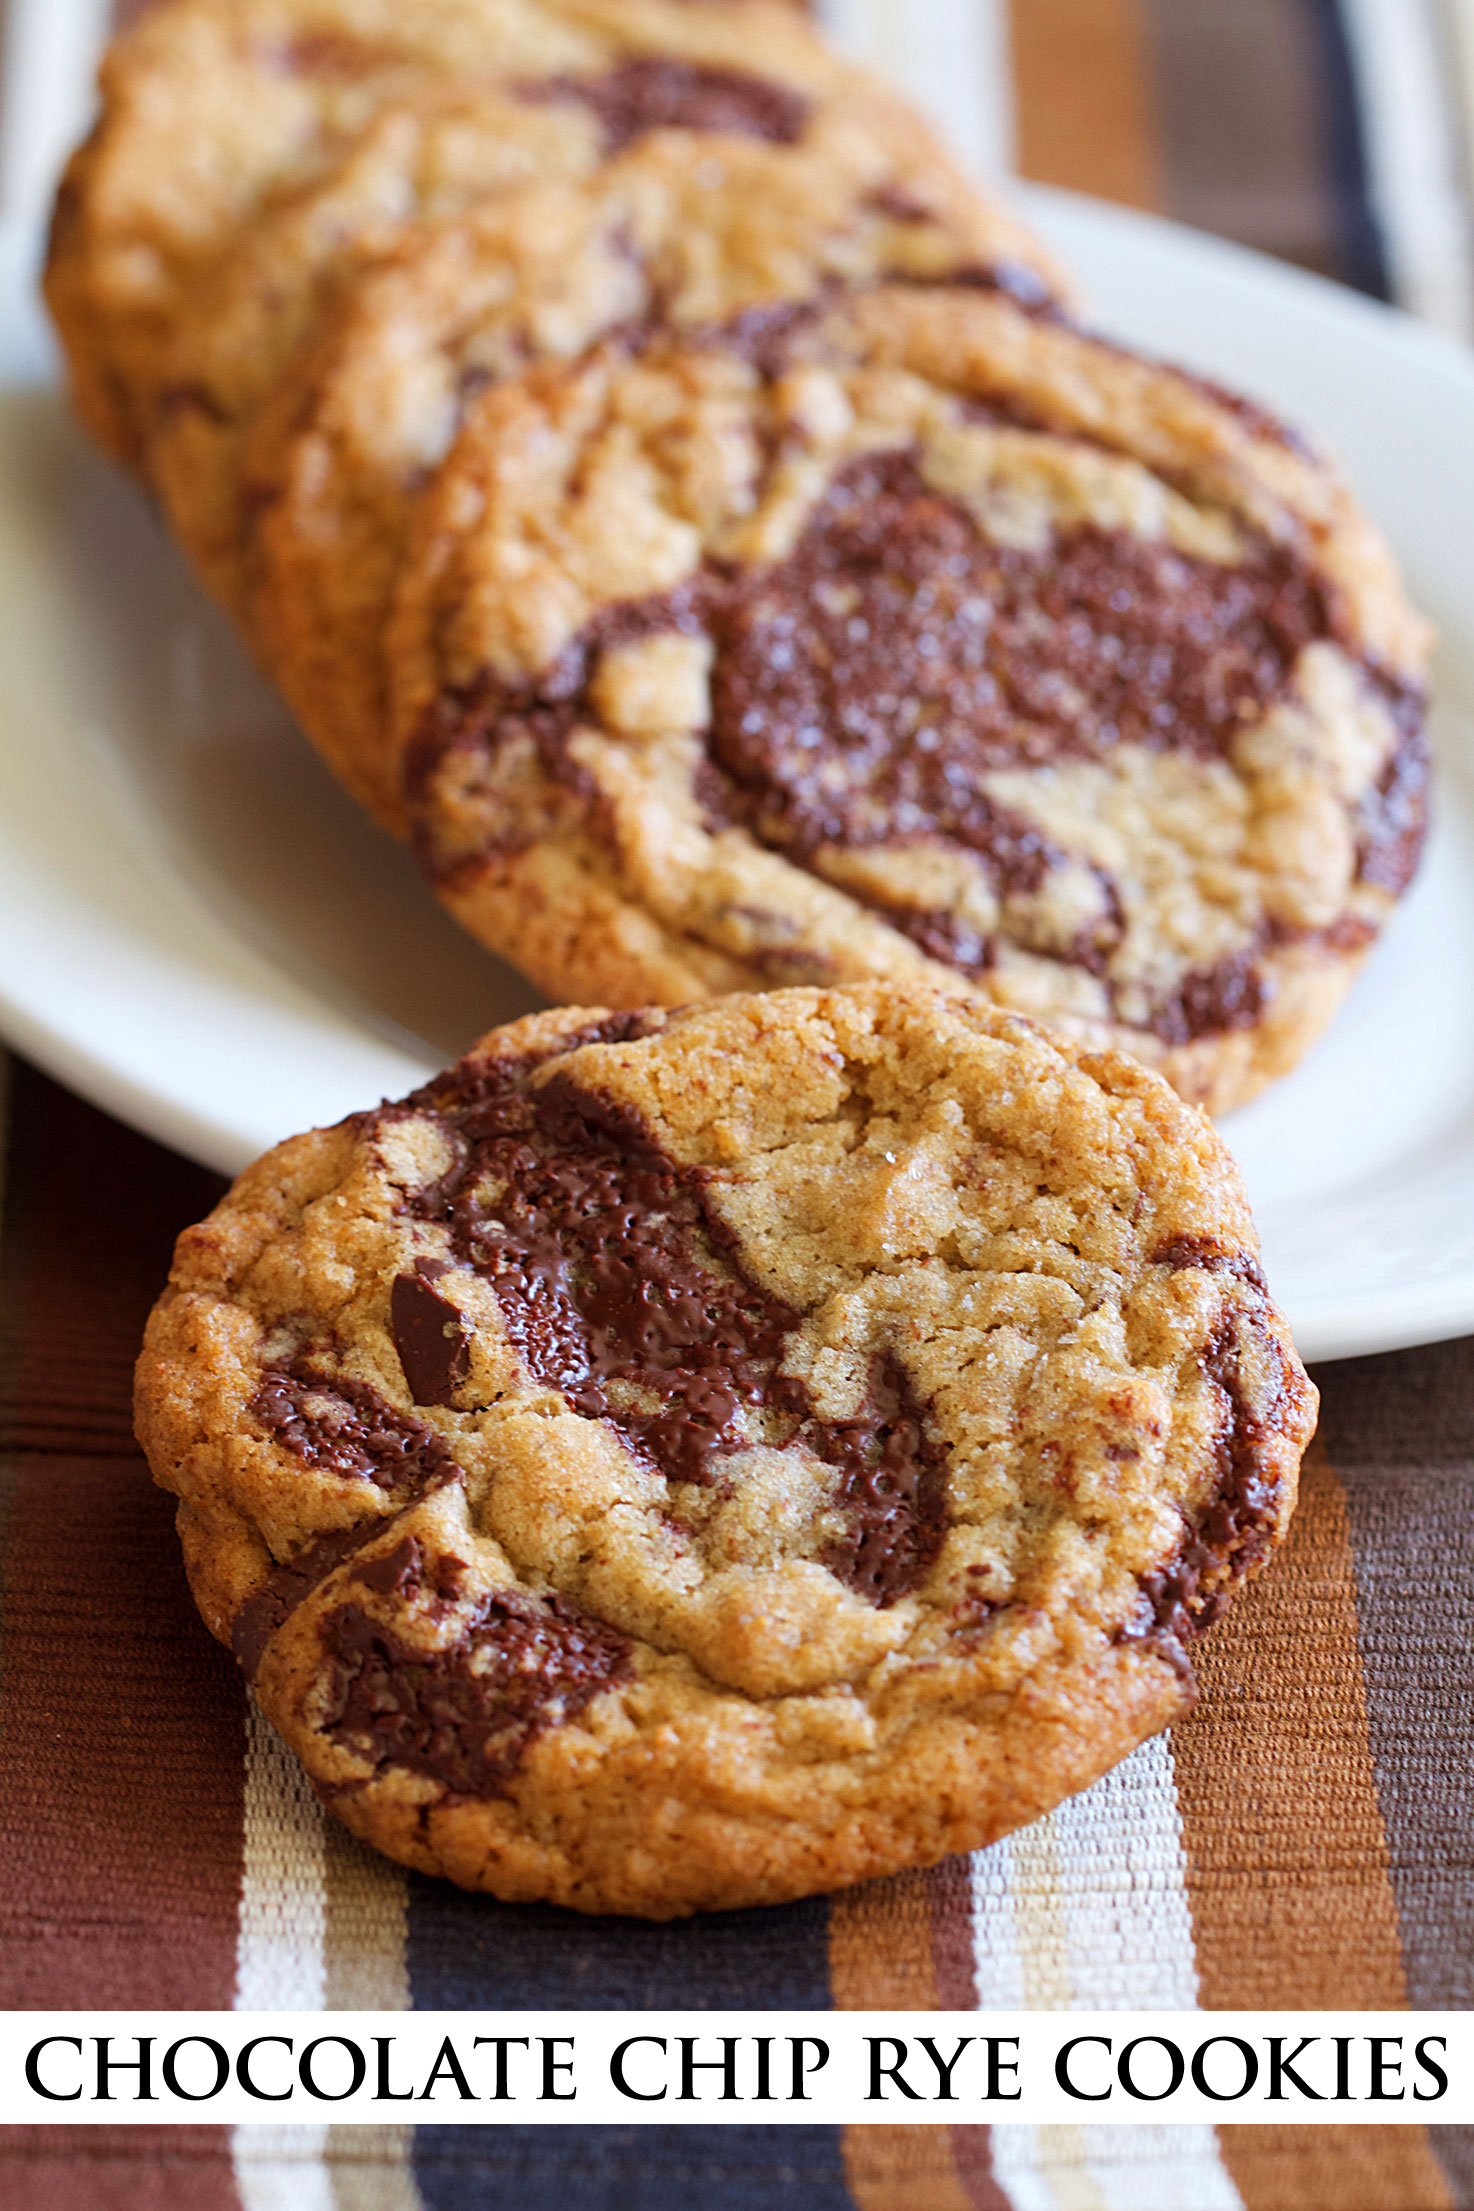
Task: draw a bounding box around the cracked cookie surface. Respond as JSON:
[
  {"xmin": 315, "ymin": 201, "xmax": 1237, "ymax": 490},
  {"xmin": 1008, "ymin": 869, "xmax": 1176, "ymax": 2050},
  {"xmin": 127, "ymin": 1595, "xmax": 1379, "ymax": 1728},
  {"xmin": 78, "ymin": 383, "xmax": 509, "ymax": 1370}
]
[
  {"xmin": 389, "ymin": 288, "xmax": 1431, "ymax": 1113},
  {"xmin": 136, "ymin": 983, "xmax": 1316, "ymax": 1916},
  {"xmin": 240, "ymin": 134, "xmax": 1052, "ymax": 829},
  {"xmin": 46, "ymin": 0, "xmax": 1058, "ymax": 657}
]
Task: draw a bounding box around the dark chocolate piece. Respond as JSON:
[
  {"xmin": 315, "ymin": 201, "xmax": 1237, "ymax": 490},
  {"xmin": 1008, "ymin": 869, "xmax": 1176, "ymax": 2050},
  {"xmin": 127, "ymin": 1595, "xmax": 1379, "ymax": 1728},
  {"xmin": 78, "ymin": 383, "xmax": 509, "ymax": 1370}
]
[
  {"xmin": 703, "ymin": 449, "xmax": 1331, "ymax": 811},
  {"xmin": 355, "ymin": 1533, "xmax": 468, "ymax": 1605},
  {"xmin": 1357, "ymin": 683, "xmax": 1431, "ymax": 898},
  {"xmin": 1139, "ymin": 951, "xmax": 1267, "ymax": 1050},
  {"xmin": 1121, "ymin": 1304, "xmax": 1295, "ymax": 1681},
  {"xmin": 318, "ymin": 1585, "xmax": 632, "ymax": 1798},
  {"xmin": 1152, "ymin": 1234, "xmax": 1268, "ymax": 1296},
  {"xmin": 231, "ymin": 1524, "xmax": 381, "ymax": 1684},
  {"xmin": 249, "ymin": 1363, "xmax": 456, "ymax": 1492},
  {"xmin": 395, "ymin": 1042, "xmax": 950, "ymax": 1606},
  {"xmin": 817, "ymin": 1357, "xmax": 952, "ymax": 1605},
  {"xmin": 414, "ymin": 446, "xmax": 1420, "ymax": 1045},
  {"xmin": 391, "ymin": 1269, "xmax": 470, "ymax": 1406},
  {"xmin": 521, "ymin": 59, "xmax": 811, "ymax": 156}
]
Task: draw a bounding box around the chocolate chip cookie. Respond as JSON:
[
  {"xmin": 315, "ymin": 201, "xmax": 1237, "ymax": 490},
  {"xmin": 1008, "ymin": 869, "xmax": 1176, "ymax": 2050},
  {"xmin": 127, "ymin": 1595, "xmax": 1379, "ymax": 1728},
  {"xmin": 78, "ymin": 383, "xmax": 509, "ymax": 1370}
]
[
  {"xmin": 390, "ymin": 287, "xmax": 1431, "ymax": 1114},
  {"xmin": 239, "ymin": 142, "xmax": 1055, "ymax": 828},
  {"xmin": 136, "ymin": 983, "xmax": 1316, "ymax": 1916}
]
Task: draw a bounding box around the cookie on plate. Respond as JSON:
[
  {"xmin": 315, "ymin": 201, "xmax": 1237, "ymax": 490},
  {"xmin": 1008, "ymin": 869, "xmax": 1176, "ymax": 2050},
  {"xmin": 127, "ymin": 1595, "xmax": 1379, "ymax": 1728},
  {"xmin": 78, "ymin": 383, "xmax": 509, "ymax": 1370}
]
[
  {"xmin": 239, "ymin": 142, "xmax": 1055, "ymax": 828},
  {"xmin": 389, "ymin": 286, "xmax": 1431, "ymax": 1114},
  {"xmin": 136, "ymin": 983, "xmax": 1316, "ymax": 1917}
]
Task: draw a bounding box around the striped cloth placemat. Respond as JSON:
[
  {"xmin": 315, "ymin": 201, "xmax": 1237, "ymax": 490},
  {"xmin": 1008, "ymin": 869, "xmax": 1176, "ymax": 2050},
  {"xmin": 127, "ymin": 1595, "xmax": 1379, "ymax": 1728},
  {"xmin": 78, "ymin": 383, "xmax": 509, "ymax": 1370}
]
[
  {"xmin": 0, "ymin": 1068, "xmax": 1470, "ymax": 2209},
  {"xmin": 830, "ymin": 0, "xmax": 1474, "ymax": 338},
  {"xmin": 3, "ymin": 3, "xmax": 1474, "ymax": 2207}
]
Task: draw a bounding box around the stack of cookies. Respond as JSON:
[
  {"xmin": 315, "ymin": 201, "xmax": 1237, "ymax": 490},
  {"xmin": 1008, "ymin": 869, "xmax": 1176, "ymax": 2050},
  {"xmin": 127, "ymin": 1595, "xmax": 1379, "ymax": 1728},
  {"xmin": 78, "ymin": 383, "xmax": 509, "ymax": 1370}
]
[{"xmin": 53, "ymin": 0, "xmax": 1428, "ymax": 1911}]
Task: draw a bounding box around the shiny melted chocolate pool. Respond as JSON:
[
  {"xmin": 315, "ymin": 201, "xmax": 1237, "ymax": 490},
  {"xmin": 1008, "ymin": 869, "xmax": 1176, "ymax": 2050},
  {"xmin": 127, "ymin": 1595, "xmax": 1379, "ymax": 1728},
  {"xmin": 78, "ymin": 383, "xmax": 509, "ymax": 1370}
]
[
  {"xmin": 415, "ymin": 448, "xmax": 1427, "ymax": 1042},
  {"xmin": 397, "ymin": 1031, "xmax": 951, "ymax": 1608}
]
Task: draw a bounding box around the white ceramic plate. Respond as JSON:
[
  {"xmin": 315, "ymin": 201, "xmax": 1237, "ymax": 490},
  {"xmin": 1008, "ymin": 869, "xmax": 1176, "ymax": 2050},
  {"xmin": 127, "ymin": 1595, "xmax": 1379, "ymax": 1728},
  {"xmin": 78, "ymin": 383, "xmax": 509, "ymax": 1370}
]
[{"xmin": 2, "ymin": 194, "xmax": 1473, "ymax": 1363}]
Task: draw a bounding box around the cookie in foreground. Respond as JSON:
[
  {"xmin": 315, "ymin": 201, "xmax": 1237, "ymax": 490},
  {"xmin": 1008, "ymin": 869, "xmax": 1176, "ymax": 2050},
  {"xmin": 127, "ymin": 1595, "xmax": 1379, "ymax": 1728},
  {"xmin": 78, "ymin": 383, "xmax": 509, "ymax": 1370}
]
[{"xmin": 136, "ymin": 984, "xmax": 1317, "ymax": 1917}]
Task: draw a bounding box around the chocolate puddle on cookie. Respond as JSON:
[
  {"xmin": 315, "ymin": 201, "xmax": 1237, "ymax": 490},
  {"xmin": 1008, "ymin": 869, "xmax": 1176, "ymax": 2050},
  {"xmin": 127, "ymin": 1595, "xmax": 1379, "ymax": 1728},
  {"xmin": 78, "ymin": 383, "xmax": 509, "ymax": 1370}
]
[
  {"xmin": 413, "ymin": 447, "xmax": 1427, "ymax": 1044},
  {"xmin": 250, "ymin": 1363, "xmax": 458, "ymax": 1491},
  {"xmin": 318, "ymin": 1552, "xmax": 633, "ymax": 1801},
  {"xmin": 395, "ymin": 1037, "xmax": 949, "ymax": 1606},
  {"xmin": 234, "ymin": 1371, "xmax": 466, "ymax": 1678},
  {"xmin": 518, "ymin": 58, "xmax": 811, "ymax": 155},
  {"xmin": 1119, "ymin": 1247, "xmax": 1303, "ymax": 1685}
]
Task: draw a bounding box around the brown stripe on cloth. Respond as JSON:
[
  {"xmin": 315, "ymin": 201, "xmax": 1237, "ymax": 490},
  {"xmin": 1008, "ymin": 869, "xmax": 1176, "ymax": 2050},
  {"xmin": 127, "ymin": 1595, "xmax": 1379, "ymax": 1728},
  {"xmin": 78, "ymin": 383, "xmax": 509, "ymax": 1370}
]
[
  {"xmin": 1212, "ymin": 2127, "xmax": 1452, "ymax": 2211},
  {"xmin": 0, "ymin": 1063, "xmax": 243, "ymax": 2009},
  {"xmin": 1317, "ymin": 1336, "xmax": 1474, "ymax": 2210},
  {"xmin": 0, "ymin": 2127, "xmax": 240, "ymax": 2211},
  {"xmin": 833, "ymin": 1863, "xmax": 1007, "ymax": 2211},
  {"xmin": 1138, "ymin": 0, "xmax": 1389, "ymax": 296},
  {"xmin": 1007, "ymin": 0, "xmax": 1162, "ymax": 210},
  {"xmin": 1172, "ymin": 1442, "xmax": 1407, "ymax": 2007},
  {"xmin": 1171, "ymin": 1439, "xmax": 1453, "ymax": 2209},
  {"xmin": 325, "ymin": 2126, "xmax": 423, "ymax": 2211},
  {"xmin": 1138, "ymin": 0, "xmax": 1346, "ymax": 276},
  {"xmin": 0, "ymin": 1067, "xmax": 223, "ymax": 1458},
  {"xmin": 830, "ymin": 1857, "xmax": 977, "ymax": 2010},
  {"xmin": 840, "ymin": 2127, "xmax": 1007, "ymax": 2211}
]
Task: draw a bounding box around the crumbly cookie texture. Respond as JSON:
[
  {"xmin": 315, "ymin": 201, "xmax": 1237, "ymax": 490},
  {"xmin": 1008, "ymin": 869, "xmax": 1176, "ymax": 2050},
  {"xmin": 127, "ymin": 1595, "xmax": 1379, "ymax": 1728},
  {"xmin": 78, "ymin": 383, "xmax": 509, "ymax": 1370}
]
[
  {"xmin": 389, "ymin": 288, "xmax": 1432, "ymax": 1115},
  {"xmin": 240, "ymin": 136, "xmax": 1054, "ymax": 830},
  {"xmin": 46, "ymin": 0, "xmax": 1059, "ymax": 595},
  {"xmin": 45, "ymin": 0, "xmax": 858, "ymax": 464},
  {"xmin": 136, "ymin": 984, "xmax": 1316, "ymax": 1917}
]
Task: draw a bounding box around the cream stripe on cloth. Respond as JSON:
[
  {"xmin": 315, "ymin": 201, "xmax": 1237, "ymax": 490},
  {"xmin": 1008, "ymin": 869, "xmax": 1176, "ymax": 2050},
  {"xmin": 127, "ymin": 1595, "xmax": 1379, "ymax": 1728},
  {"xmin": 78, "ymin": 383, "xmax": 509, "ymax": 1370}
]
[
  {"xmin": 992, "ymin": 2125, "xmax": 1244, "ymax": 2211},
  {"xmin": 1440, "ymin": 0, "xmax": 1474, "ymax": 203},
  {"xmin": 233, "ymin": 1710, "xmax": 422, "ymax": 2208},
  {"xmin": 1339, "ymin": 0, "xmax": 1474, "ymax": 337},
  {"xmin": 235, "ymin": 2127, "xmax": 337, "ymax": 2211},
  {"xmin": 236, "ymin": 1706, "xmax": 329, "ymax": 2012},
  {"xmin": 815, "ymin": 0, "xmax": 1015, "ymax": 178},
  {"xmin": 972, "ymin": 1738, "xmax": 1244, "ymax": 2211}
]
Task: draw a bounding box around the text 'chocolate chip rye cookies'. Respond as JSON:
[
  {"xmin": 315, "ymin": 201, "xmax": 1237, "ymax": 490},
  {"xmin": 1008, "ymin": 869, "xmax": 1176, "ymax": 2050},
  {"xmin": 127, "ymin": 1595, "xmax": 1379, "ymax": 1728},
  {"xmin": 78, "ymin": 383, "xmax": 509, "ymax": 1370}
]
[
  {"xmin": 136, "ymin": 989, "xmax": 1318, "ymax": 1915},
  {"xmin": 52, "ymin": 0, "xmax": 1409, "ymax": 1909}
]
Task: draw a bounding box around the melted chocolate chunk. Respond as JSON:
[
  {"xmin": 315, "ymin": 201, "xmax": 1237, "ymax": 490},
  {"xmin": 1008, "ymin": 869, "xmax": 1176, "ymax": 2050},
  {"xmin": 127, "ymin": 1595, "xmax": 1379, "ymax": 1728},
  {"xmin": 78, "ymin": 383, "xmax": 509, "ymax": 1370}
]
[
  {"xmin": 394, "ymin": 1043, "xmax": 949, "ymax": 1605},
  {"xmin": 1357, "ymin": 685, "xmax": 1431, "ymax": 897},
  {"xmin": 1140, "ymin": 951, "xmax": 1267, "ymax": 1050},
  {"xmin": 355, "ymin": 1534, "xmax": 468, "ymax": 1605},
  {"xmin": 521, "ymin": 59, "xmax": 811, "ymax": 156},
  {"xmin": 250, "ymin": 1364, "xmax": 457, "ymax": 1492},
  {"xmin": 391, "ymin": 1267, "xmax": 470, "ymax": 1407},
  {"xmin": 817, "ymin": 1358, "xmax": 952, "ymax": 1605},
  {"xmin": 1123, "ymin": 1305, "xmax": 1293, "ymax": 1679},
  {"xmin": 231, "ymin": 1524, "xmax": 381, "ymax": 1684},
  {"xmin": 414, "ymin": 447, "xmax": 1424, "ymax": 1046},
  {"xmin": 703, "ymin": 451, "xmax": 1333, "ymax": 821},
  {"xmin": 318, "ymin": 1585, "xmax": 632, "ymax": 1798},
  {"xmin": 718, "ymin": 298, "xmax": 829, "ymax": 376},
  {"xmin": 1152, "ymin": 1234, "xmax": 1268, "ymax": 1296}
]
